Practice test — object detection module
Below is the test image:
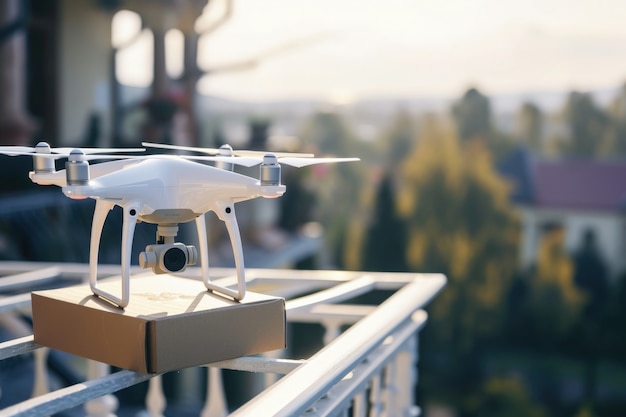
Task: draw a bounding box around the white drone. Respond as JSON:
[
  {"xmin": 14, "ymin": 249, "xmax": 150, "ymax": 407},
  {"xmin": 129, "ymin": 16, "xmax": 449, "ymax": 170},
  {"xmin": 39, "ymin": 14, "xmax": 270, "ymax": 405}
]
[{"xmin": 0, "ymin": 141, "xmax": 358, "ymax": 308}]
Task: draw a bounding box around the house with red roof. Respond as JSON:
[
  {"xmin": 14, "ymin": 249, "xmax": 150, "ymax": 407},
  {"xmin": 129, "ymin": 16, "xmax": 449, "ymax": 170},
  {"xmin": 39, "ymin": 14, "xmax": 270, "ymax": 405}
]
[{"xmin": 499, "ymin": 148, "xmax": 626, "ymax": 279}]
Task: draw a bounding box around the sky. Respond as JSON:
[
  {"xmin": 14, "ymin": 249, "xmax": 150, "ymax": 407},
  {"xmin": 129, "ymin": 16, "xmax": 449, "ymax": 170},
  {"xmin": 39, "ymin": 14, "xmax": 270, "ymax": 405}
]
[{"xmin": 116, "ymin": 0, "xmax": 626, "ymax": 104}]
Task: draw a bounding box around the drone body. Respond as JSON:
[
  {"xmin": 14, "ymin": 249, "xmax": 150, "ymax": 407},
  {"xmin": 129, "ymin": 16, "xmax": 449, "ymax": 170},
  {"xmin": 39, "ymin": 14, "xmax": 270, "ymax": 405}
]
[{"xmin": 1, "ymin": 142, "xmax": 358, "ymax": 308}]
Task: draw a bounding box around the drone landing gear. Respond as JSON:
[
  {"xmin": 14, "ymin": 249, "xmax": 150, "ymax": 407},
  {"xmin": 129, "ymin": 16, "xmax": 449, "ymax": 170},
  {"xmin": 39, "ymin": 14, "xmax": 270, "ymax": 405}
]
[
  {"xmin": 89, "ymin": 199, "xmax": 138, "ymax": 308},
  {"xmin": 196, "ymin": 203, "xmax": 246, "ymax": 301},
  {"xmin": 88, "ymin": 200, "xmax": 247, "ymax": 309}
]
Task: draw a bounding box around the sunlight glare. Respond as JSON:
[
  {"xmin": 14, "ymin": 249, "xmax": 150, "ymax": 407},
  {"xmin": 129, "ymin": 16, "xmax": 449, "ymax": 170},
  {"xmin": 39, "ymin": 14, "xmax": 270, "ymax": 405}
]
[
  {"xmin": 111, "ymin": 10, "xmax": 142, "ymax": 49},
  {"xmin": 165, "ymin": 29, "xmax": 184, "ymax": 79},
  {"xmin": 116, "ymin": 29, "xmax": 153, "ymax": 87}
]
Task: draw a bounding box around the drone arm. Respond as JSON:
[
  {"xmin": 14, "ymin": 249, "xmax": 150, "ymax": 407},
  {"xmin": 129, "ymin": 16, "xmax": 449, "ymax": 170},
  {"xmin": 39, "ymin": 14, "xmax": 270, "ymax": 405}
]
[{"xmin": 203, "ymin": 201, "xmax": 246, "ymax": 300}]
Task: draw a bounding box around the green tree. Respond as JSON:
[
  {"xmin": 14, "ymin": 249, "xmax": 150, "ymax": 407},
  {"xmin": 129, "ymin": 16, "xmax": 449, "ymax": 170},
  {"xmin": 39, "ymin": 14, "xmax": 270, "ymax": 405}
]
[
  {"xmin": 298, "ymin": 110, "xmax": 368, "ymax": 268},
  {"xmin": 378, "ymin": 109, "xmax": 418, "ymax": 166},
  {"xmin": 399, "ymin": 116, "xmax": 519, "ymax": 413},
  {"xmin": 525, "ymin": 225, "xmax": 586, "ymax": 350},
  {"xmin": 300, "ymin": 110, "xmax": 354, "ymax": 156},
  {"xmin": 361, "ymin": 172, "xmax": 407, "ymax": 272},
  {"xmin": 562, "ymin": 91, "xmax": 609, "ymax": 156},
  {"xmin": 516, "ymin": 102, "xmax": 544, "ymax": 151},
  {"xmin": 606, "ymin": 82, "xmax": 626, "ymax": 155},
  {"xmin": 399, "ymin": 117, "xmax": 519, "ymax": 346},
  {"xmin": 452, "ymin": 87, "xmax": 492, "ymax": 142},
  {"xmin": 473, "ymin": 376, "xmax": 549, "ymax": 417}
]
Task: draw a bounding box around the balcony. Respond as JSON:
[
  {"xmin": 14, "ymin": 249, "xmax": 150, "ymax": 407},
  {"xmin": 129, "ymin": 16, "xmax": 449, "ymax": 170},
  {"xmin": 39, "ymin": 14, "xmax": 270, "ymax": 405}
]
[{"xmin": 0, "ymin": 262, "xmax": 445, "ymax": 416}]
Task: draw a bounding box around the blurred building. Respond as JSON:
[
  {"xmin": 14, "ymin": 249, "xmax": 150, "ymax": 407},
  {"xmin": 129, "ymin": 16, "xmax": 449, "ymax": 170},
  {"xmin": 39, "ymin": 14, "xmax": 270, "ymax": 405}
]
[
  {"xmin": 1, "ymin": 0, "xmax": 216, "ymax": 149},
  {"xmin": 499, "ymin": 148, "xmax": 626, "ymax": 279}
]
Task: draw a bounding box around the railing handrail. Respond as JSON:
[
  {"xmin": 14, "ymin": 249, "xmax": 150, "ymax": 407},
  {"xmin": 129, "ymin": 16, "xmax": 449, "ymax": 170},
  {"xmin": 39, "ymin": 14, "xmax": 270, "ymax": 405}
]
[{"xmin": 231, "ymin": 274, "xmax": 445, "ymax": 416}]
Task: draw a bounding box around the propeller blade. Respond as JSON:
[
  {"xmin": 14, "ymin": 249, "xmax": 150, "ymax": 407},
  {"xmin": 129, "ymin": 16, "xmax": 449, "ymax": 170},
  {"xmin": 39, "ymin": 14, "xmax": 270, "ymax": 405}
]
[
  {"xmin": 53, "ymin": 147, "xmax": 145, "ymax": 154},
  {"xmin": 277, "ymin": 157, "xmax": 360, "ymax": 168},
  {"xmin": 0, "ymin": 151, "xmax": 67, "ymax": 159},
  {"xmin": 142, "ymin": 142, "xmax": 314, "ymax": 158},
  {"xmin": 0, "ymin": 146, "xmax": 36, "ymax": 154},
  {"xmin": 142, "ymin": 142, "xmax": 220, "ymax": 155},
  {"xmin": 234, "ymin": 150, "xmax": 315, "ymax": 158},
  {"xmin": 178, "ymin": 155, "xmax": 262, "ymax": 167},
  {"xmin": 0, "ymin": 152, "xmax": 141, "ymax": 161},
  {"xmin": 80, "ymin": 154, "xmax": 143, "ymax": 161},
  {"xmin": 0, "ymin": 146, "xmax": 144, "ymax": 156}
]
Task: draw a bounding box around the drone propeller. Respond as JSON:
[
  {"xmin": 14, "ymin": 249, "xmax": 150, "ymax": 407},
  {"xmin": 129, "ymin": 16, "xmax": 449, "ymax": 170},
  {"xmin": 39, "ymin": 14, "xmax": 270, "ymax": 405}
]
[
  {"xmin": 140, "ymin": 152, "xmax": 359, "ymax": 168},
  {"xmin": 142, "ymin": 142, "xmax": 315, "ymax": 158},
  {"xmin": 0, "ymin": 142, "xmax": 144, "ymax": 156},
  {"xmin": 171, "ymin": 154, "xmax": 262, "ymax": 167},
  {"xmin": 0, "ymin": 150, "xmax": 142, "ymax": 161},
  {"xmin": 275, "ymin": 156, "xmax": 360, "ymax": 168}
]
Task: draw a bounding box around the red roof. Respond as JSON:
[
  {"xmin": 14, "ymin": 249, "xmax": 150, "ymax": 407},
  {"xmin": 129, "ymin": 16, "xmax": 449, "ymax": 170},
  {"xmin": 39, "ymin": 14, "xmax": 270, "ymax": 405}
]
[{"xmin": 534, "ymin": 160, "xmax": 626, "ymax": 211}]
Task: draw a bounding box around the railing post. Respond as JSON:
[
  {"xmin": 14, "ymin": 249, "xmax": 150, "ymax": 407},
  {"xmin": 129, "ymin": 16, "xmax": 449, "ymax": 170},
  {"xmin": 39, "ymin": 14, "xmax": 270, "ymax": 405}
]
[
  {"xmin": 31, "ymin": 347, "xmax": 49, "ymax": 398},
  {"xmin": 394, "ymin": 335, "xmax": 419, "ymax": 416},
  {"xmin": 201, "ymin": 367, "xmax": 228, "ymax": 417},
  {"xmin": 84, "ymin": 361, "xmax": 119, "ymax": 417},
  {"xmin": 369, "ymin": 373, "xmax": 382, "ymax": 417},
  {"xmin": 322, "ymin": 320, "xmax": 341, "ymax": 346},
  {"xmin": 383, "ymin": 359, "xmax": 397, "ymax": 416},
  {"xmin": 144, "ymin": 375, "xmax": 167, "ymax": 417},
  {"xmin": 352, "ymin": 392, "xmax": 367, "ymax": 417}
]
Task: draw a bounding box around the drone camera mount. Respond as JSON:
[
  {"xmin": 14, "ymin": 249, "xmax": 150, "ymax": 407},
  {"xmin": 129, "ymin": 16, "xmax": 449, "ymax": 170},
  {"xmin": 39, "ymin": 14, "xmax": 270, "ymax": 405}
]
[
  {"xmin": 139, "ymin": 242, "xmax": 198, "ymax": 274},
  {"xmin": 139, "ymin": 224, "xmax": 198, "ymax": 274}
]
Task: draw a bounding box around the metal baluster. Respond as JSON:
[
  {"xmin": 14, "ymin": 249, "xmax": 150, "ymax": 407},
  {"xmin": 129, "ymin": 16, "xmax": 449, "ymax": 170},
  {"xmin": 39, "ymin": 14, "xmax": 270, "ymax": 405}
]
[
  {"xmin": 411, "ymin": 334, "xmax": 421, "ymax": 417},
  {"xmin": 383, "ymin": 358, "xmax": 398, "ymax": 416},
  {"xmin": 31, "ymin": 347, "xmax": 49, "ymax": 397},
  {"xmin": 322, "ymin": 320, "xmax": 341, "ymax": 346},
  {"xmin": 201, "ymin": 367, "xmax": 228, "ymax": 417},
  {"xmin": 145, "ymin": 375, "xmax": 167, "ymax": 417},
  {"xmin": 352, "ymin": 391, "xmax": 367, "ymax": 417},
  {"xmin": 395, "ymin": 336, "xmax": 418, "ymax": 416},
  {"xmin": 84, "ymin": 361, "xmax": 119, "ymax": 417},
  {"xmin": 369, "ymin": 373, "xmax": 382, "ymax": 417}
]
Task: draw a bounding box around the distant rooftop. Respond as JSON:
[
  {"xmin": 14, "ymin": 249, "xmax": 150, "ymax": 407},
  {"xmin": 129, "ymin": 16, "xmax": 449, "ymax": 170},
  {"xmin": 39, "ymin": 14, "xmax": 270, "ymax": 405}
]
[{"xmin": 499, "ymin": 148, "xmax": 626, "ymax": 212}]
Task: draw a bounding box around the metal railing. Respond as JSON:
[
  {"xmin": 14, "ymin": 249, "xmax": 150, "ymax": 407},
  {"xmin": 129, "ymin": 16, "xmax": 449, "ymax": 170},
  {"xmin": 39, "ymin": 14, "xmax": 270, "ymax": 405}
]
[{"xmin": 0, "ymin": 262, "xmax": 445, "ymax": 416}]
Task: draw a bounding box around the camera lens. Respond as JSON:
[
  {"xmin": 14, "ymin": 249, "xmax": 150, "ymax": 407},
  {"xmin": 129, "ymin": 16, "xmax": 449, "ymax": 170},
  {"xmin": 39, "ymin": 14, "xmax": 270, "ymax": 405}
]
[{"xmin": 162, "ymin": 247, "xmax": 187, "ymax": 272}]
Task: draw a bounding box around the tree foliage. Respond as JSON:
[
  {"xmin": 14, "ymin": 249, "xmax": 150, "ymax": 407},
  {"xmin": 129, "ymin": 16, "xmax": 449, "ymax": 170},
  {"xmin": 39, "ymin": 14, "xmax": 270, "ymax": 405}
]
[
  {"xmin": 525, "ymin": 226, "xmax": 587, "ymax": 349},
  {"xmin": 561, "ymin": 91, "xmax": 609, "ymax": 156},
  {"xmin": 361, "ymin": 172, "xmax": 408, "ymax": 272},
  {"xmin": 606, "ymin": 83, "xmax": 626, "ymax": 155},
  {"xmin": 399, "ymin": 117, "xmax": 519, "ymax": 347},
  {"xmin": 516, "ymin": 102, "xmax": 544, "ymax": 151},
  {"xmin": 298, "ymin": 110, "xmax": 370, "ymax": 269},
  {"xmin": 377, "ymin": 109, "xmax": 418, "ymax": 166},
  {"xmin": 452, "ymin": 87, "xmax": 492, "ymax": 142}
]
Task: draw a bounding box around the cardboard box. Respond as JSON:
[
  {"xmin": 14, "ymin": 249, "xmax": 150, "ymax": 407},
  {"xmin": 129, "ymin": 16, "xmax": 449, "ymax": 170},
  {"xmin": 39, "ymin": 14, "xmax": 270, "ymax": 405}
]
[{"xmin": 31, "ymin": 274, "xmax": 286, "ymax": 373}]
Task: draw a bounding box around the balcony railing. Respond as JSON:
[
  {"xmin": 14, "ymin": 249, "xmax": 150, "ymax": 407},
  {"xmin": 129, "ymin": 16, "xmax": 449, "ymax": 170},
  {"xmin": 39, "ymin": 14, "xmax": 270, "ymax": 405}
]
[{"xmin": 0, "ymin": 262, "xmax": 445, "ymax": 416}]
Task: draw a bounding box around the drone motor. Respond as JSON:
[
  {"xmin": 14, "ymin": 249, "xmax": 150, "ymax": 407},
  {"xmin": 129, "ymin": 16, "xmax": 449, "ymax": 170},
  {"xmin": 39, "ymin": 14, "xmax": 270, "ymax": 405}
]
[
  {"xmin": 65, "ymin": 149, "xmax": 90, "ymax": 185},
  {"xmin": 33, "ymin": 142, "xmax": 55, "ymax": 173},
  {"xmin": 260, "ymin": 154, "xmax": 281, "ymax": 186}
]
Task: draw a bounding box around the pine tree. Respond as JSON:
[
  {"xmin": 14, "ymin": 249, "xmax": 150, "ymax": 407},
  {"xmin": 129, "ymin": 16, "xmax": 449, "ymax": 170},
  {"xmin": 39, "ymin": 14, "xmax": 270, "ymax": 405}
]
[
  {"xmin": 562, "ymin": 91, "xmax": 609, "ymax": 156},
  {"xmin": 516, "ymin": 102, "xmax": 544, "ymax": 151},
  {"xmin": 361, "ymin": 172, "xmax": 407, "ymax": 272}
]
